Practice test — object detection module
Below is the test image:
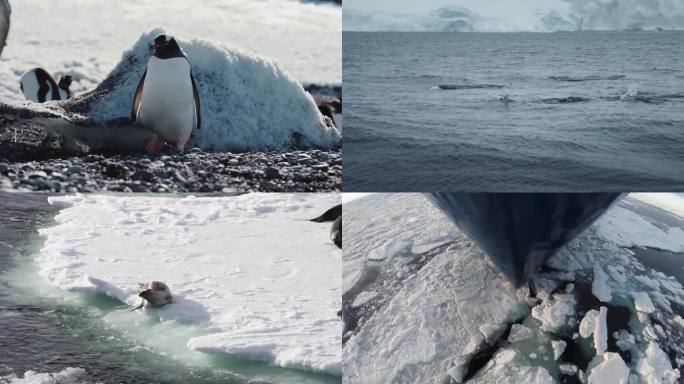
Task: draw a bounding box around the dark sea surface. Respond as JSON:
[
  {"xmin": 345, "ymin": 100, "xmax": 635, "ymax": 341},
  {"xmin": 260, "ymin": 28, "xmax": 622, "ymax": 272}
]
[
  {"xmin": 343, "ymin": 31, "xmax": 684, "ymax": 191},
  {"xmin": 0, "ymin": 192, "xmax": 339, "ymax": 384}
]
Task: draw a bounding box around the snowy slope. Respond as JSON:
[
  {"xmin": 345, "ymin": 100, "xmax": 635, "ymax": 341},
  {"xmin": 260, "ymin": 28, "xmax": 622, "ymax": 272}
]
[
  {"xmin": 37, "ymin": 193, "xmax": 342, "ymax": 375},
  {"xmin": 343, "ymin": 194, "xmax": 683, "ymax": 383},
  {"xmin": 0, "ymin": 0, "xmax": 340, "ymax": 102}
]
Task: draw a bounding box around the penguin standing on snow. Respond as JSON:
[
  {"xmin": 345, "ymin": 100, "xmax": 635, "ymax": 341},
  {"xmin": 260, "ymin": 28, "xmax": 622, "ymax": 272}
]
[
  {"xmin": 131, "ymin": 34, "xmax": 201, "ymax": 153},
  {"xmin": 19, "ymin": 68, "xmax": 61, "ymax": 102}
]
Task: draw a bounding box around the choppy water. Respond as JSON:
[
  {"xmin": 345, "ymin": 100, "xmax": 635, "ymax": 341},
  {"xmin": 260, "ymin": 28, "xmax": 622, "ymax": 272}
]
[
  {"xmin": 0, "ymin": 193, "xmax": 339, "ymax": 384},
  {"xmin": 343, "ymin": 31, "xmax": 684, "ymax": 191}
]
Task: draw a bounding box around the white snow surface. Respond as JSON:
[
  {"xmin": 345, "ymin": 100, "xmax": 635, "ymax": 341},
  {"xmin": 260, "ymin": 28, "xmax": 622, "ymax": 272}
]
[
  {"xmin": 37, "ymin": 193, "xmax": 342, "ymax": 375},
  {"xmin": 83, "ymin": 29, "xmax": 340, "ymax": 151},
  {"xmin": 587, "ymin": 353, "xmax": 629, "ymax": 384},
  {"xmin": 0, "ymin": 0, "xmax": 340, "ymax": 103},
  {"xmin": 595, "ymin": 202, "xmax": 684, "ymax": 252},
  {"xmin": 1, "ymin": 367, "xmax": 87, "ymax": 384},
  {"xmin": 636, "ymin": 342, "xmax": 681, "ymax": 384}
]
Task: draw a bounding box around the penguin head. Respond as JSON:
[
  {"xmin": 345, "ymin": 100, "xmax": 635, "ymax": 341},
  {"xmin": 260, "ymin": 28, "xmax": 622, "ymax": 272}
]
[{"xmin": 151, "ymin": 34, "xmax": 184, "ymax": 59}]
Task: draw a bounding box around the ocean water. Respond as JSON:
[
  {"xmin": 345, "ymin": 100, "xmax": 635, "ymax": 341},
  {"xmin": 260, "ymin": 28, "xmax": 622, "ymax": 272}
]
[{"xmin": 343, "ymin": 31, "xmax": 684, "ymax": 191}]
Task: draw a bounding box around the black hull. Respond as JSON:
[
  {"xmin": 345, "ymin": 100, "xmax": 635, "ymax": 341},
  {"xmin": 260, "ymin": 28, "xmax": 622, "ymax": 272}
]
[{"xmin": 428, "ymin": 193, "xmax": 623, "ymax": 286}]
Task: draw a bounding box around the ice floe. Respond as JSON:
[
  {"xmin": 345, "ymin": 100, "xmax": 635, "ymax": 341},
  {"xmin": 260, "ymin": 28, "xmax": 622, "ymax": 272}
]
[{"xmin": 37, "ymin": 193, "xmax": 341, "ymax": 375}]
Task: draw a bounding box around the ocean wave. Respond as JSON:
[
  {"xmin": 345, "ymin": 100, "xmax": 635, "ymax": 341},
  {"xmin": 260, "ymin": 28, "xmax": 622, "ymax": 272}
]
[
  {"xmin": 434, "ymin": 84, "xmax": 504, "ymax": 90},
  {"xmin": 549, "ymin": 75, "xmax": 626, "ymax": 82},
  {"xmin": 541, "ymin": 96, "xmax": 591, "ymax": 104}
]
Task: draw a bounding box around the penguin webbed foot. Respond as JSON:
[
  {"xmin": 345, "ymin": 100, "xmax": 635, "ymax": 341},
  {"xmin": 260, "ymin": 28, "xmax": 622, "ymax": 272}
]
[{"xmin": 145, "ymin": 136, "xmax": 163, "ymax": 154}]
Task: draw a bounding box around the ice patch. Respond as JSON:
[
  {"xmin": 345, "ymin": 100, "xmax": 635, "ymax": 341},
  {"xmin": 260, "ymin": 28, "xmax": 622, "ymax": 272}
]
[
  {"xmin": 38, "ymin": 193, "xmax": 341, "ymax": 375},
  {"xmin": 587, "ymin": 353, "xmax": 629, "ymax": 384},
  {"xmin": 531, "ymin": 293, "xmax": 576, "ymax": 333},
  {"xmin": 351, "ymin": 291, "xmax": 378, "ymax": 308},
  {"xmin": 552, "ymin": 339, "xmax": 567, "ymax": 360},
  {"xmin": 579, "ymin": 307, "xmax": 608, "ymax": 355},
  {"xmin": 592, "ymin": 265, "xmax": 613, "ymax": 302},
  {"xmin": 633, "ymin": 292, "xmax": 656, "ymax": 314},
  {"xmin": 1, "ymin": 367, "xmax": 87, "ymax": 384},
  {"xmin": 635, "ymin": 342, "xmax": 681, "ymax": 383},
  {"xmin": 595, "ymin": 205, "xmax": 684, "ymax": 252}
]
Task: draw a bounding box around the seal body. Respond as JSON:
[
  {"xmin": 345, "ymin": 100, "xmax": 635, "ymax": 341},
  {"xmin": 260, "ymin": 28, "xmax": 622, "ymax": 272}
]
[
  {"xmin": 131, "ymin": 281, "xmax": 172, "ymax": 310},
  {"xmin": 132, "ymin": 34, "xmax": 201, "ymax": 153},
  {"xmin": 20, "ymin": 68, "xmax": 60, "ymax": 102}
]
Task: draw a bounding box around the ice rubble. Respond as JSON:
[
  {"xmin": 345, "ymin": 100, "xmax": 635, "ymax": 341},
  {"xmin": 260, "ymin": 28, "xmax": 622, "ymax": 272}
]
[
  {"xmin": 37, "ymin": 193, "xmax": 341, "ymax": 375},
  {"xmin": 71, "ymin": 29, "xmax": 340, "ymax": 151},
  {"xmin": 343, "ymin": 194, "xmax": 684, "ymax": 383},
  {"xmin": 1, "ymin": 367, "xmax": 87, "ymax": 384}
]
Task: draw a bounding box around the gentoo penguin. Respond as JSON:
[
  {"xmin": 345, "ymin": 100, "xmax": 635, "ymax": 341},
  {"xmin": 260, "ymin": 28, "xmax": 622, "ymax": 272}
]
[
  {"xmin": 0, "ymin": 0, "xmax": 9, "ymax": 57},
  {"xmin": 130, "ymin": 281, "xmax": 172, "ymax": 311},
  {"xmin": 331, "ymin": 216, "xmax": 342, "ymax": 249},
  {"xmin": 131, "ymin": 34, "xmax": 201, "ymax": 153},
  {"xmin": 57, "ymin": 75, "xmax": 73, "ymax": 100},
  {"xmin": 19, "ymin": 68, "xmax": 61, "ymax": 102}
]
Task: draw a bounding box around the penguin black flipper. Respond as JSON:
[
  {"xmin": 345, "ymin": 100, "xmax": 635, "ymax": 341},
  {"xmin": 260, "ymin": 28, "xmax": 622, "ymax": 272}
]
[
  {"xmin": 131, "ymin": 68, "xmax": 147, "ymax": 121},
  {"xmin": 310, "ymin": 204, "xmax": 342, "ymax": 222},
  {"xmin": 191, "ymin": 72, "xmax": 201, "ymax": 130}
]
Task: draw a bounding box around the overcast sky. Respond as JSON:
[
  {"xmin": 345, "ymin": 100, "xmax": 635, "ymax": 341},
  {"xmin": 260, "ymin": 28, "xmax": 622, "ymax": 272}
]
[
  {"xmin": 344, "ymin": 0, "xmax": 568, "ymax": 29},
  {"xmin": 343, "ymin": 0, "xmax": 684, "ymax": 32}
]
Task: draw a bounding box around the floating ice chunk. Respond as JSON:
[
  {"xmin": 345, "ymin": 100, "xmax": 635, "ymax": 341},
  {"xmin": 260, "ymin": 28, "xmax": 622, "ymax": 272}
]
[
  {"xmin": 579, "ymin": 307, "xmax": 608, "ymax": 355},
  {"xmin": 352, "ymin": 291, "xmax": 378, "ymax": 308},
  {"xmin": 613, "ymin": 330, "xmax": 636, "ymax": 351},
  {"xmin": 531, "ymin": 293, "xmax": 576, "ymax": 333},
  {"xmin": 552, "ymin": 340, "xmax": 567, "ymax": 360},
  {"xmin": 508, "ymin": 324, "xmax": 535, "ymax": 343},
  {"xmin": 559, "ymin": 363, "xmax": 578, "ymax": 375},
  {"xmin": 636, "ymin": 342, "xmax": 681, "ymax": 384},
  {"xmin": 592, "ymin": 265, "xmax": 612, "ymax": 303},
  {"xmin": 595, "ymin": 205, "xmax": 684, "ymax": 253},
  {"xmin": 588, "ymin": 352, "xmax": 629, "ymax": 384},
  {"xmin": 2, "ymin": 367, "xmax": 87, "ymax": 384},
  {"xmin": 594, "ymin": 307, "xmax": 608, "ymax": 355},
  {"xmin": 470, "ymin": 348, "xmax": 554, "ymax": 384},
  {"xmin": 632, "ymin": 292, "xmax": 656, "ymax": 314}
]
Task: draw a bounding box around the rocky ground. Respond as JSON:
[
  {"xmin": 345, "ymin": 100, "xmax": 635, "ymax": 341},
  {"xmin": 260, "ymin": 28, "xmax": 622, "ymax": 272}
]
[{"xmin": 0, "ymin": 86, "xmax": 341, "ymax": 193}]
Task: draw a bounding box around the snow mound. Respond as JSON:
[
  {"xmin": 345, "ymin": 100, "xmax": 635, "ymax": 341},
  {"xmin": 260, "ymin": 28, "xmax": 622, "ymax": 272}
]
[
  {"xmin": 1, "ymin": 367, "xmax": 87, "ymax": 384},
  {"xmin": 72, "ymin": 28, "xmax": 340, "ymax": 151},
  {"xmin": 37, "ymin": 193, "xmax": 341, "ymax": 375}
]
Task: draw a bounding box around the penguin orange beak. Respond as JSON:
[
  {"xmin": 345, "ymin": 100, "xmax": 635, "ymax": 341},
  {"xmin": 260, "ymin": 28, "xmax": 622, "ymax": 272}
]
[{"xmin": 151, "ymin": 42, "xmax": 162, "ymax": 52}]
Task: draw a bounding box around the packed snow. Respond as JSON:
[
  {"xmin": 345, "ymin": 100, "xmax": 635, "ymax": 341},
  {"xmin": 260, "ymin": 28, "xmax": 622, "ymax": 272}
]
[
  {"xmin": 0, "ymin": 0, "xmax": 340, "ymax": 103},
  {"xmin": 77, "ymin": 29, "xmax": 340, "ymax": 151},
  {"xmin": 37, "ymin": 193, "xmax": 341, "ymax": 375},
  {"xmin": 343, "ymin": 194, "xmax": 684, "ymax": 383}
]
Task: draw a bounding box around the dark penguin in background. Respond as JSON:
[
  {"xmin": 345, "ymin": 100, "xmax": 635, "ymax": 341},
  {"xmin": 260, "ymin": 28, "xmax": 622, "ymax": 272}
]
[
  {"xmin": 19, "ymin": 68, "xmax": 61, "ymax": 102},
  {"xmin": 311, "ymin": 204, "xmax": 342, "ymax": 249},
  {"xmin": 57, "ymin": 75, "xmax": 73, "ymax": 100},
  {"xmin": 0, "ymin": 0, "xmax": 9, "ymax": 57},
  {"xmin": 132, "ymin": 34, "xmax": 201, "ymax": 153}
]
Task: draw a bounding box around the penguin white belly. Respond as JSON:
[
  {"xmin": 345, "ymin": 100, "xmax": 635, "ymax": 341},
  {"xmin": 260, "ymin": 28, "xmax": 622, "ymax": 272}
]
[
  {"xmin": 20, "ymin": 72, "xmax": 41, "ymax": 102},
  {"xmin": 139, "ymin": 57, "xmax": 194, "ymax": 145}
]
